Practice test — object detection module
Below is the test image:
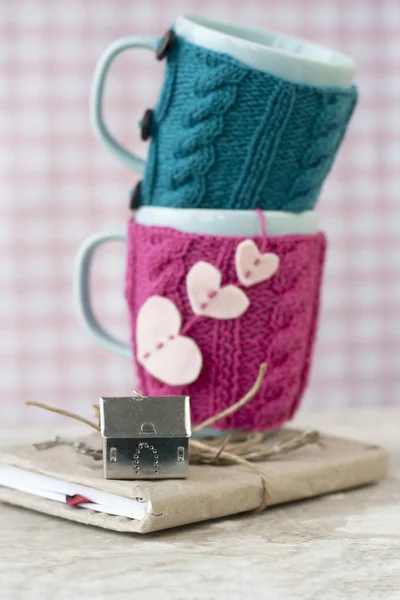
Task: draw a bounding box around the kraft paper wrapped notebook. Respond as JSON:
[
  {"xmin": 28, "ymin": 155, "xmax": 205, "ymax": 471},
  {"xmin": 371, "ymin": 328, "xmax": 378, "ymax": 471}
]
[{"xmin": 0, "ymin": 429, "xmax": 388, "ymax": 534}]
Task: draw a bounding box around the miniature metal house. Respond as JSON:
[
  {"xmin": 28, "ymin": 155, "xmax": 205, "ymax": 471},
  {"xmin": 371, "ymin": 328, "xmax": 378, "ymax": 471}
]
[{"xmin": 99, "ymin": 395, "xmax": 191, "ymax": 480}]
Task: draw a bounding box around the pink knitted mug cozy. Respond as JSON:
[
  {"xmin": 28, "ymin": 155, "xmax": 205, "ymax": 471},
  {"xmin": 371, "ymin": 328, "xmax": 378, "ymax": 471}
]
[{"xmin": 125, "ymin": 219, "xmax": 327, "ymax": 431}]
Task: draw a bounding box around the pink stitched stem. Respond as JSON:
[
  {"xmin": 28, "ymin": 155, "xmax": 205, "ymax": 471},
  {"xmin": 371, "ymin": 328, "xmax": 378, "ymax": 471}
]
[
  {"xmin": 255, "ymin": 207, "xmax": 268, "ymax": 252},
  {"xmin": 181, "ymin": 314, "xmax": 203, "ymax": 336}
]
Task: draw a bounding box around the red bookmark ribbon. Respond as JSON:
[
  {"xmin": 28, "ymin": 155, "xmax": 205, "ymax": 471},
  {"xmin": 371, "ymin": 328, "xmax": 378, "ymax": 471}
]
[{"xmin": 66, "ymin": 494, "xmax": 93, "ymax": 507}]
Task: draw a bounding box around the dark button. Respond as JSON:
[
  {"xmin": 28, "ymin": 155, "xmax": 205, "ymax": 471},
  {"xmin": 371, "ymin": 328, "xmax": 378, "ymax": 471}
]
[
  {"xmin": 129, "ymin": 180, "xmax": 141, "ymax": 210},
  {"xmin": 140, "ymin": 108, "xmax": 153, "ymax": 141},
  {"xmin": 156, "ymin": 29, "xmax": 176, "ymax": 60}
]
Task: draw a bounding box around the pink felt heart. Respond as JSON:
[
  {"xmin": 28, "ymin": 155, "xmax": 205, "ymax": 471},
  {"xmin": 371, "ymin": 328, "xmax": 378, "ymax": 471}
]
[
  {"xmin": 186, "ymin": 261, "xmax": 249, "ymax": 320},
  {"xmin": 136, "ymin": 296, "xmax": 202, "ymax": 385},
  {"xmin": 235, "ymin": 240, "xmax": 280, "ymax": 287}
]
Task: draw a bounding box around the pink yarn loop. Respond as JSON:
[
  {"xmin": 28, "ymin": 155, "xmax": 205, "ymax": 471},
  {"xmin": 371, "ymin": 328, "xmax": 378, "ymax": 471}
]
[
  {"xmin": 255, "ymin": 207, "xmax": 268, "ymax": 251},
  {"xmin": 255, "ymin": 208, "xmax": 267, "ymax": 237}
]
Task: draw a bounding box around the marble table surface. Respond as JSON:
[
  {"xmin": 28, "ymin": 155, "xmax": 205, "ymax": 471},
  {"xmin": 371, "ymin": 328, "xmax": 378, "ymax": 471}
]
[{"xmin": 0, "ymin": 408, "xmax": 399, "ymax": 600}]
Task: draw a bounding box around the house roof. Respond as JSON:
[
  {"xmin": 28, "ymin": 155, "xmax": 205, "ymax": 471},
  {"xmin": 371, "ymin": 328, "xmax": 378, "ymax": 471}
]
[{"xmin": 100, "ymin": 395, "xmax": 191, "ymax": 438}]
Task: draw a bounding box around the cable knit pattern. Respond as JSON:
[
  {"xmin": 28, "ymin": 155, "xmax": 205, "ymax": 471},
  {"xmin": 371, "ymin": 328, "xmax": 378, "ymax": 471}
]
[
  {"xmin": 168, "ymin": 55, "xmax": 247, "ymax": 207},
  {"xmin": 137, "ymin": 35, "xmax": 357, "ymax": 212},
  {"xmin": 125, "ymin": 220, "xmax": 327, "ymax": 431},
  {"xmin": 230, "ymin": 82, "xmax": 296, "ymax": 209},
  {"xmin": 285, "ymin": 91, "xmax": 357, "ymax": 209}
]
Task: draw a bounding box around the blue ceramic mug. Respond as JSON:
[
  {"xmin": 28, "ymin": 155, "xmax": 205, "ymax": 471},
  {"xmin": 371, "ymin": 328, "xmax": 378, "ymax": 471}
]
[{"xmin": 91, "ymin": 15, "xmax": 357, "ymax": 212}]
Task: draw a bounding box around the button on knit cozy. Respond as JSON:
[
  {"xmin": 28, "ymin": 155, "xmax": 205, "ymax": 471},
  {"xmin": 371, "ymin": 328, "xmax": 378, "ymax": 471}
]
[
  {"xmin": 139, "ymin": 36, "xmax": 357, "ymax": 212},
  {"xmin": 125, "ymin": 221, "xmax": 327, "ymax": 431}
]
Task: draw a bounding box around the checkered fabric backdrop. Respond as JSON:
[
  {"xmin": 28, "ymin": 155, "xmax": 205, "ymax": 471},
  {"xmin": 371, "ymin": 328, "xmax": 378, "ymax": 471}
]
[{"xmin": 1, "ymin": 0, "xmax": 399, "ymax": 427}]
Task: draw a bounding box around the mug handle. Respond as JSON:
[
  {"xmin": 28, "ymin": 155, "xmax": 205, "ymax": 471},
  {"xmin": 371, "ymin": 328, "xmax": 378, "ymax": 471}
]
[
  {"xmin": 74, "ymin": 231, "xmax": 133, "ymax": 359},
  {"xmin": 90, "ymin": 36, "xmax": 159, "ymax": 173}
]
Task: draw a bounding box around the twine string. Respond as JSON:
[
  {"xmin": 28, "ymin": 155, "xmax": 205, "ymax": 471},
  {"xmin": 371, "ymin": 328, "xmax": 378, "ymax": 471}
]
[
  {"xmin": 26, "ymin": 363, "xmax": 268, "ymax": 434},
  {"xmin": 192, "ymin": 362, "xmax": 267, "ymax": 433},
  {"xmin": 25, "ymin": 401, "xmax": 101, "ymax": 431},
  {"xmin": 189, "ymin": 438, "xmax": 271, "ymax": 511}
]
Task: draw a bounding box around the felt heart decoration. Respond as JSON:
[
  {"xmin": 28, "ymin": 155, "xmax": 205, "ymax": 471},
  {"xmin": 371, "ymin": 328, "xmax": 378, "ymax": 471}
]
[
  {"xmin": 235, "ymin": 240, "xmax": 280, "ymax": 287},
  {"xmin": 136, "ymin": 296, "xmax": 202, "ymax": 386},
  {"xmin": 186, "ymin": 261, "xmax": 249, "ymax": 319}
]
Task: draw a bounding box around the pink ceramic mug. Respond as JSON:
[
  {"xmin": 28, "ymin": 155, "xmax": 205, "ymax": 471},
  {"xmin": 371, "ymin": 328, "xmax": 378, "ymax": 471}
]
[{"xmin": 76, "ymin": 218, "xmax": 326, "ymax": 431}]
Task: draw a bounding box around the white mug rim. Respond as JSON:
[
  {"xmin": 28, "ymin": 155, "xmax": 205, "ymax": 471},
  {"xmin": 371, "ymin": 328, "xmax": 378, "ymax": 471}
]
[
  {"xmin": 175, "ymin": 14, "xmax": 355, "ymax": 88},
  {"xmin": 135, "ymin": 206, "xmax": 319, "ymax": 236}
]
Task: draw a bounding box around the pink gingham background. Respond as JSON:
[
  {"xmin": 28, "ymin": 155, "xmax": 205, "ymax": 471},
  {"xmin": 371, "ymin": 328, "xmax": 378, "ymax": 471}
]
[{"xmin": 1, "ymin": 0, "xmax": 399, "ymax": 427}]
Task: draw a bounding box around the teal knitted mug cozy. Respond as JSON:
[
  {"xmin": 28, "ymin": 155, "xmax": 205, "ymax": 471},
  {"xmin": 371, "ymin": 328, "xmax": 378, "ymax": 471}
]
[
  {"xmin": 93, "ymin": 31, "xmax": 358, "ymax": 211},
  {"xmin": 135, "ymin": 35, "xmax": 357, "ymax": 211}
]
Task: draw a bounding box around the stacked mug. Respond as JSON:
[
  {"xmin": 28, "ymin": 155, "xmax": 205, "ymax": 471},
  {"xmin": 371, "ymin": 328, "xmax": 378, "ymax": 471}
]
[{"xmin": 76, "ymin": 16, "xmax": 357, "ymax": 432}]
